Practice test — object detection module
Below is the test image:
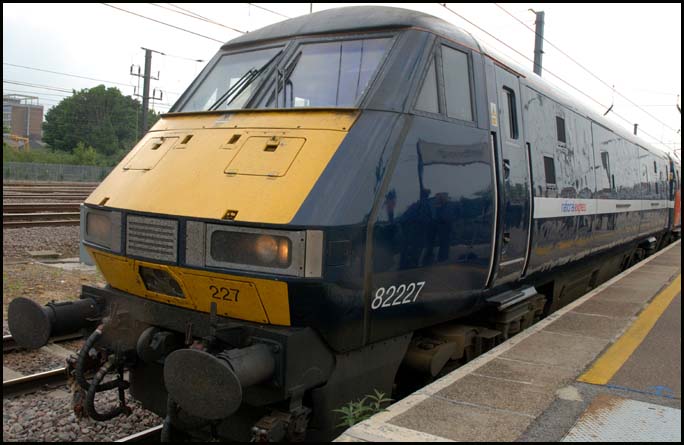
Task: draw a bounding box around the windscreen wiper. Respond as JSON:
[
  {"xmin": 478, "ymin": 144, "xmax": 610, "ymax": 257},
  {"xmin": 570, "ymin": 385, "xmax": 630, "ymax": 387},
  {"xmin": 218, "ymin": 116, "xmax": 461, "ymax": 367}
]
[
  {"xmin": 208, "ymin": 69, "xmax": 256, "ymax": 111},
  {"xmin": 273, "ymin": 50, "xmax": 303, "ymax": 108},
  {"xmin": 210, "ymin": 50, "xmax": 283, "ymax": 111}
]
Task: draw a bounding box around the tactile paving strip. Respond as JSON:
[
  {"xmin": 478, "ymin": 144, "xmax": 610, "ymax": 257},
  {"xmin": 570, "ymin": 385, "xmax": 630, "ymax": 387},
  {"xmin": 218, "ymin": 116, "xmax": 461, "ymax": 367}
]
[{"xmin": 562, "ymin": 394, "xmax": 681, "ymax": 442}]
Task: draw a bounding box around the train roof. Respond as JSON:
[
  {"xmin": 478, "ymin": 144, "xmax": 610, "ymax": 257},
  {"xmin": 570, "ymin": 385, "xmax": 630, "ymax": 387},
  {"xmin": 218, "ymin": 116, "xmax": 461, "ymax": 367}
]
[
  {"xmin": 222, "ymin": 5, "xmax": 479, "ymax": 51},
  {"xmin": 222, "ymin": 6, "xmax": 672, "ymax": 160}
]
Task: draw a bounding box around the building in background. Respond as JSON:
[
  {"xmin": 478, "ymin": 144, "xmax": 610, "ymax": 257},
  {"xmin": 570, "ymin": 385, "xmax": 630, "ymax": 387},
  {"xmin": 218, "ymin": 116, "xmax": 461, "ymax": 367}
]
[{"xmin": 3, "ymin": 94, "xmax": 44, "ymax": 144}]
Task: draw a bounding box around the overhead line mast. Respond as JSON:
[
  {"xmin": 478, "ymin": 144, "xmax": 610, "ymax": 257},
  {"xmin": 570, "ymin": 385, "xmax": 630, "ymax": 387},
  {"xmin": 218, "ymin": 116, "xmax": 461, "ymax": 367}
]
[{"xmin": 131, "ymin": 48, "xmax": 163, "ymax": 139}]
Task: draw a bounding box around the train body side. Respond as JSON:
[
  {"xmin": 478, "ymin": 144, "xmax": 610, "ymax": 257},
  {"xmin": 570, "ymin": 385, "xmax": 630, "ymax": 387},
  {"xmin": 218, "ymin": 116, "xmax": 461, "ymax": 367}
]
[
  {"xmin": 669, "ymin": 157, "xmax": 682, "ymax": 233},
  {"xmin": 9, "ymin": 7, "xmax": 681, "ymax": 442},
  {"xmin": 518, "ymin": 82, "xmax": 671, "ymax": 277},
  {"xmin": 78, "ymin": 25, "xmax": 676, "ymax": 353}
]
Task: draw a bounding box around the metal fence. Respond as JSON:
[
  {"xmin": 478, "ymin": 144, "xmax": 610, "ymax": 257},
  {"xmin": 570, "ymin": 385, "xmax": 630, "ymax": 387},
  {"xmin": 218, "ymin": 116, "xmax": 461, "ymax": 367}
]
[{"xmin": 3, "ymin": 162, "xmax": 113, "ymax": 182}]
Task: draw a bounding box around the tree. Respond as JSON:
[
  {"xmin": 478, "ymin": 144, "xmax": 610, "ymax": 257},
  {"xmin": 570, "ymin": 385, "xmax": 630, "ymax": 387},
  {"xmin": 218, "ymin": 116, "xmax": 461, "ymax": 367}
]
[{"xmin": 43, "ymin": 85, "xmax": 160, "ymax": 156}]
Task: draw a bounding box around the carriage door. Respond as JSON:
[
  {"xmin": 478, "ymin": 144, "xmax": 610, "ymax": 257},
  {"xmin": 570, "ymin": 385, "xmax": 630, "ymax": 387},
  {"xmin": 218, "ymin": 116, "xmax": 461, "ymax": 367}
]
[{"xmin": 493, "ymin": 65, "xmax": 532, "ymax": 283}]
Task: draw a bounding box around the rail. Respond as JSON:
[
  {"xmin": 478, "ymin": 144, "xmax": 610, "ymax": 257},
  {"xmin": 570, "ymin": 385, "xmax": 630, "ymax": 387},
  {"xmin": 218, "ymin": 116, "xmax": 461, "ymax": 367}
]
[
  {"xmin": 116, "ymin": 425, "xmax": 164, "ymax": 442},
  {"xmin": 3, "ymin": 333, "xmax": 84, "ymax": 353},
  {"xmin": 2, "ymin": 367, "xmax": 69, "ymax": 398},
  {"xmin": 3, "ymin": 203, "xmax": 82, "ymax": 213}
]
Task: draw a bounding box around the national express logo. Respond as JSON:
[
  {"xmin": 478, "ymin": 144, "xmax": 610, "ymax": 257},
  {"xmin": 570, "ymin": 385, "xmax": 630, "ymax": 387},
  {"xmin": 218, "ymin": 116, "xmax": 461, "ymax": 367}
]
[{"xmin": 561, "ymin": 201, "xmax": 587, "ymax": 213}]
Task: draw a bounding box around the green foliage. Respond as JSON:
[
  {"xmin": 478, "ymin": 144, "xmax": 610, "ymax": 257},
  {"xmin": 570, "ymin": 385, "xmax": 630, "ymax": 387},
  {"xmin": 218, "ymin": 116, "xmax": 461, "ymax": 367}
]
[
  {"xmin": 43, "ymin": 84, "xmax": 160, "ymax": 156},
  {"xmin": 3, "ymin": 142, "xmax": 121, "ymax": 166},
  {"xmin": 332, "ymin": 390, "xmax": 393, "ymax": 428}
]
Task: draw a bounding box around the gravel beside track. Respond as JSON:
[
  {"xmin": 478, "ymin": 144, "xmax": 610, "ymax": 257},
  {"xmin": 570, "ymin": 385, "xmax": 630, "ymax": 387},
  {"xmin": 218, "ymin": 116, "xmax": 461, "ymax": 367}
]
[
  {"xmin": 2, "ymin": 182, "xmax": 163, "ymax": 442},
  {"xmin": 3, "ymin": 388, "xmax": 162, "ymax": 442},
  {"xmin": 3, "ymin": 262, "xmax": 105, "ymax": 321},
  {"xmin": 3, "ymin": 349, "xmax": 67, "ymax": 375},
  {"xmin": 3, "ymin": 226, "xmax": 82, "ymax": 260},
  {"xmin": 59, "ymin": 339, "xmax": 86, "ymax": 354}
]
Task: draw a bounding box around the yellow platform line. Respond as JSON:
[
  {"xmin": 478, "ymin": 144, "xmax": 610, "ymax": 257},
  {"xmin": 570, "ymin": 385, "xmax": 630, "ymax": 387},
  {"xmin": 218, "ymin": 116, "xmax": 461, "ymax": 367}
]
[{"xmin": 578, "ymin": 274, "xmax": 681, "ymax": 385}]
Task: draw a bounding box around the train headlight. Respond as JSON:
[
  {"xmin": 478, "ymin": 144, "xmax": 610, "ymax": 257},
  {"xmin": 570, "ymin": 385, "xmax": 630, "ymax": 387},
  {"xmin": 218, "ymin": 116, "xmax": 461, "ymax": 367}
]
[
  {"xmin": 87, "ymin": 212, "xmax": 110, "ymax": 241},
  {"xmin": 210, "ymin": 231, "xmax": 294, "ymax": 269},
  {"xmin": 254, "ymin": 235, "xmax": 291, "ymax": 267},
  {"xmin": 199, "ymin": 225, "xmax": 323, "ymax": 277},
  {"xmin": 82, "ymin": 206, "xmax": 122, "ymax": 252}
]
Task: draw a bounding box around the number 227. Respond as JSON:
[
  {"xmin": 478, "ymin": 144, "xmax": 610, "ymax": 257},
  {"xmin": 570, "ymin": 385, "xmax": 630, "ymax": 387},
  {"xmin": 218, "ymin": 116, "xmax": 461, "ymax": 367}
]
[{"xmin": 209, "ymin": 285, "xmax": 239, "ymax": 302}]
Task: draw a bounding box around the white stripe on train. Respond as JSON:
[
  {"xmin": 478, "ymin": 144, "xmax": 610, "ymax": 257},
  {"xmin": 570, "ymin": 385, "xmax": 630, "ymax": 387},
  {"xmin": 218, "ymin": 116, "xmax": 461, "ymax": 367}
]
[{"xmin": 533, "ymin": 197, "xmax": 671, "ymax": 219}]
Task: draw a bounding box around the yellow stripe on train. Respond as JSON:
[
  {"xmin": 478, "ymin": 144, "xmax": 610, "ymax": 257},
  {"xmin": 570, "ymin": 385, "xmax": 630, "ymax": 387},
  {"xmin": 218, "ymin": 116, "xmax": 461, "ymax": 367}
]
[{"xmin": 87, "ymin": 248, "xmax": 291, "ymax": 326}]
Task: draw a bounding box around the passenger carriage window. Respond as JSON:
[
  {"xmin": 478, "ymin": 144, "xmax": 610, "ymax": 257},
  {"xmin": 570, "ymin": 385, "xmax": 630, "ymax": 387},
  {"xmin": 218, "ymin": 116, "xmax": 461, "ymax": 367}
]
[
  {"xmin": 441, "ymin": 46, "xmax": 473, "ymax": 121},
  {"xmin": 415, "ymin": 58, "xmax": 439, "ymax": 114},
  {"xmin": 544, "ymin": 156, "xmax": 556, "ymax": 185},
  {"xmin": 600, "ymin": 151, "xmax": 612, "ymax": 189},
  {"xmin": 503, "ymin": 87, "xmax": 518, "ymax": 139},
  {"xmin": 556, "ymin": 116, "xmax": 566, "ymax": 143},
  {"xmin": 643, "ymin": 165, "xmax": 651, "ymax": 194}
]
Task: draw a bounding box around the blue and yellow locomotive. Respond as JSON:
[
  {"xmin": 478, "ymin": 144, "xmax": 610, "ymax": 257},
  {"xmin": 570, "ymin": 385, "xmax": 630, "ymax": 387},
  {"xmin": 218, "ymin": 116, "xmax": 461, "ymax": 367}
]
[{"xmin": 9, "ymin": 6, "xmax": 681, "ymax": 441}]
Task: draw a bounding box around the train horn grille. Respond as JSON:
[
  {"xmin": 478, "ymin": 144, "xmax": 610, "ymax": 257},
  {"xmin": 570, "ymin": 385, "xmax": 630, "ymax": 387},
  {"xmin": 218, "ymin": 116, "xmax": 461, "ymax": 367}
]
[{"xmin": 126, "ymin": 215, "xmax": 178, "ymax": 263}]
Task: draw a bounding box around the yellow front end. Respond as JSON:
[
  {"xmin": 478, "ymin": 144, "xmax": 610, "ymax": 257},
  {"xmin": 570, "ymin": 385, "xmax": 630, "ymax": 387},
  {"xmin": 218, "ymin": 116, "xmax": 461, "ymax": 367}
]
[
  {"xmin": 84, "ymin": 110, "xmax": 357, "ymax": 324},
  {"xmin": 86, "ymin": 110, "xmax": 358, "ymax": 223}
]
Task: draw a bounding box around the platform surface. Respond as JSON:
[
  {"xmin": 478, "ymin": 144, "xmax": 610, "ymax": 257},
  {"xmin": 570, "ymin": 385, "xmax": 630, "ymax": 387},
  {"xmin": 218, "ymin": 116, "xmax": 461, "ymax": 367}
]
[{"xmin": 336, "ymin": 240, "xmax": 681, "ymax": 442}]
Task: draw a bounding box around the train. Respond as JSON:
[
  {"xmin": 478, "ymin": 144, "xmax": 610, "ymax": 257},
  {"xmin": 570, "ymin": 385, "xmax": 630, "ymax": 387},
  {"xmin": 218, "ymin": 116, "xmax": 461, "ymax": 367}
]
[{"xmin": 8, "ymin": 6, "xmax": 681, "ymax": 442}]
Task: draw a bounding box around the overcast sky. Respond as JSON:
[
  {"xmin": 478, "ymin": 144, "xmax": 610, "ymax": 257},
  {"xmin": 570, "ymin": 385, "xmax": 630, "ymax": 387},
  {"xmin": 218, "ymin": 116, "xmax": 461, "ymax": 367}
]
[{"xmin": 3, "ymin": 3, "xmax": 681, "ymax": 156}]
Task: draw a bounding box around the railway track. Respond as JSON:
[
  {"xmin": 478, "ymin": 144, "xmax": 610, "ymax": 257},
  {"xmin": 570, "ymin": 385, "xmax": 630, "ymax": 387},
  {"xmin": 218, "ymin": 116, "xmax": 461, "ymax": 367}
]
[
  {"xmin": 3, "ymin": 201, "xmax": 83, "ymax": 228},
  {"xmin": 2, "ymin": 181, "xmax": 96, "ymax": 205},
  {"xmin": 3, "ymin": 181, "xmax": 99, "ymax": 187},
  {"xmin": 4, "ymin": 220, "xmax": 80, "ymax": 228},
  {"xmin": 116, "ymin": 425, "xmax": 164, "ymax": 442},
  {"xmin": 3, "ymin": 367, "xmax": 69, "ymax": 398},
  {"xmin": 3, "ymin": 203, "xmax": 82, "ymax": 213},
  {"xmin": 3, "ymin": 333, "xmax": 84, "ymax": 353},
  {"xmin": 4, "ymin": 188, "xmax": 95, "ymax": 193},
  {"xmin": 3, "ymin": 213, "xmax": 80, "ymax": 228},
  {"xmin": 3, "ymin": 333, "xmax": 84, "ymax": 398},
  {"xmin": 3, "ymin": 194, "xmax": 90, "ymax": 201}
]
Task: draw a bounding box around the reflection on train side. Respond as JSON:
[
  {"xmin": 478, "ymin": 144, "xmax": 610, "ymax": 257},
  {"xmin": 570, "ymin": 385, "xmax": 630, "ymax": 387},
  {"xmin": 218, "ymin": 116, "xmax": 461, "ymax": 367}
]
[{"xmin": 374, "ymin": 139, "xmax": 492, "ymax": 273}]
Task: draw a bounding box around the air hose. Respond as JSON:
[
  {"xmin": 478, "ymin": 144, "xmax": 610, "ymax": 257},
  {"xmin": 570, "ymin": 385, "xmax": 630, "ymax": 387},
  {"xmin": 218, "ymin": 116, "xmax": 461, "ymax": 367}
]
[{"xmin": 74, "ymin": 322, "xmax": 131, "ymax": 421}]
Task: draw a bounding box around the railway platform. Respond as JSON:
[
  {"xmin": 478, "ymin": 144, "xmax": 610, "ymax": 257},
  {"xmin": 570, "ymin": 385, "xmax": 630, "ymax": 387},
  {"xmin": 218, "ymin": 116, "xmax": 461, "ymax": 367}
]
[{"xmin": 336, "ymin": 240, "xmax": 681, "ymax": 442}]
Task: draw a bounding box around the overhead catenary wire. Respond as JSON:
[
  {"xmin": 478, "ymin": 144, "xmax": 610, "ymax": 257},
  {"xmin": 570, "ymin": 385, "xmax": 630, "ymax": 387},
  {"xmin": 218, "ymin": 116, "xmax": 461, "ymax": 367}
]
[
  {"xmin": 493, "ymin": 3, "xmax": 680, "ymax": 136},
  {"xmin": 4, "ymin": 80, "xmax": 74, "ymax": 93},
  {"xmin": 100, "ymin": 3, "xmax": 227, "ymax": 43},
  {"xmin": 155, "ymin": 51, "xmax": 206, "ymax": 63},
  {"xmin": 166, "ymin": 3, "xmax": 229, "ymax": 23},
  {"xmin": 3, "ymin": 62, "xmax": 134, "ymax": 88},
  {"xmin": 3, "ymin": 80, "xmax": 173, "ymax": 107},
  {"xmin": 5, "ymin": 61, "xmax": 183, "ymax": 95},
  {"xmin": 3, "ymin": 88, "xmax": 72, "ymax": 98},
  {"xmin": 437, "ymin": 3, "xmax": 676, "ymax": 152},
  {"xmin": 247, "ymin": 3, "xmax": 292, "ymax": 19},
  {"xmin": 149, "ymin": 3, "xmax": 246, "ymax": 34}
]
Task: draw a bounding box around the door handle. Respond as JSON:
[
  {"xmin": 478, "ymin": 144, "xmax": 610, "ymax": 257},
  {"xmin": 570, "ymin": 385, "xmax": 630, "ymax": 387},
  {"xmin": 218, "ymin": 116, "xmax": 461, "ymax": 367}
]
[
  {"xmin": 503, "ymin": 159, "xmax": 511, "ymax": 180},
  {"xmin": 503, "ymin": 232, "xmax": 511, "ymax": 243}
]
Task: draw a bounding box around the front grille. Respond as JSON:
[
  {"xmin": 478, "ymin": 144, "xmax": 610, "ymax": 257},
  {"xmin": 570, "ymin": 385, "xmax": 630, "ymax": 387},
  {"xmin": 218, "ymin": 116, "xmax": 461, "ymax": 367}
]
[{"xmin": 126, "ymin": 215, "xmax": 178, "ymax": 262}]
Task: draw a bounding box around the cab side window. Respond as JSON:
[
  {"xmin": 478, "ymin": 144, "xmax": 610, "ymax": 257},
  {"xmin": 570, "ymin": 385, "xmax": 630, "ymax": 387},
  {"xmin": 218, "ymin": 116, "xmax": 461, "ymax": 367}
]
[{"xmin": 442, "ymin": 45, "xmax": 473, "ymax": 121}]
